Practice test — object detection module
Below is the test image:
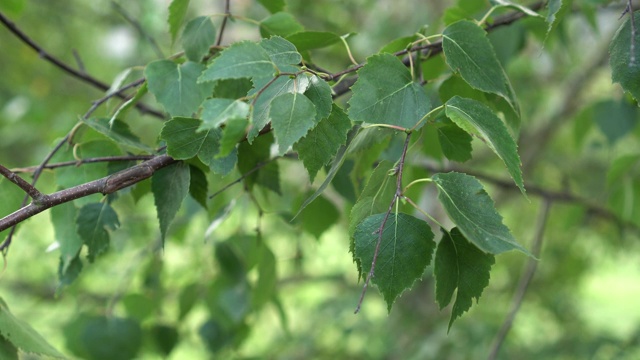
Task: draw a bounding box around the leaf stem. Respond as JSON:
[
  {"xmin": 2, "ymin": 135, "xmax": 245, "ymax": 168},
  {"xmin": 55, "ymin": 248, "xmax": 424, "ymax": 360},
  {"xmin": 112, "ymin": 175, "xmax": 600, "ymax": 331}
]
[
  {"xmin": 361, "ymin": 123, "xmax": 408, "ymax": 132},
  {"xmin": 410, "ymin": 104, "xmax": 444, "ymax": 132},
  {"xmin": 402, "ymin": 195, "xmax": 446, "ymax": 229},
  {"xmin": 478, "ymin": 6, "xmax": 498, "ymax": 27},
  {"xmin": 403, "ymin": 178, "xmax": 433, "ymax": 193}
]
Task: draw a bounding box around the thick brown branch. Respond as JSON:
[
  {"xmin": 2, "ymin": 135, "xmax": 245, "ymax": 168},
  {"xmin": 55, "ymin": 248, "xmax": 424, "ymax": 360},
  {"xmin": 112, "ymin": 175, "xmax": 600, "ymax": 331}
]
[{"xmin": 0, "ymin": 164, "xmax": 44, "ymax": 200}]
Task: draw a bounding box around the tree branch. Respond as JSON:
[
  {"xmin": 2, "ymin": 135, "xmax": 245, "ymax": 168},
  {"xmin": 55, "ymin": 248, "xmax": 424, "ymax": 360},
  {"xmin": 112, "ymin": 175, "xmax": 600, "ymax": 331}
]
[
  {"xmin": 10, "ymin": 155, "xmax": 155, "ymax": 174},
  {"xmin": 216, "ymin": 0, "xmax": 231, "ymax": 46},
  {"xmin": 0, "ymin": 164, "xmax": 45, "ymax": 201}
]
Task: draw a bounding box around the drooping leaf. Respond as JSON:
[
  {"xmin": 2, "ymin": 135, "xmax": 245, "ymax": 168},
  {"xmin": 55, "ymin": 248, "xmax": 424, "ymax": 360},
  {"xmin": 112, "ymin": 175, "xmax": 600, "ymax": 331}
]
[
  {"xmin": 82, "ymin": 118, "xmax": 153, "ymax": 153},
  {"xmin": 168, "ymin": 0, "xmax": 190, "ymax": 43},
  {"xmin": 593, "ymin": 99, "xmax": 638, "ymax": 143},
  {"xmin": 304, "ymin": 75, "xmax": 332, "ymax": 122},
  {"xmin": 353, "ymin": 213, "xmax": 436, "ymax": 312},
  {"xmin": 489, "ymin": 0, "xmax": 542, "ymax": 18},
  {"xmin": 432, "ymin": 172, "xmax": 529, "ymax": 255},
  {"xmin": 349, "ymin": 53, "xmax": 430, "ymax": 130},
  {"xmin": 259, "ymin": 12, "xmax": 304, "ymax": 38},
  {"xmin": 152, "ymin": 162, "xmax": 190, "ymax": 243},
  {"xmin": 252, "ymin": 243, "xmax": 277, "ymax": 308},
  {"xmin": 182, "ymin": 16, "xmax": 217, "ymax": 62},
  {"xmin": 82, "ymin": 316, "xmax": 142, "ymax": 360},
  {"xmin": 58, "ymin": 254, "xmax": 83, "ymax": 288},
  {"xmin": 0, "ymin": 297, "xmax": 66, "ymax": 359},
  {"xmin": 286, "ymin": 31, "xmax": 341, "ymax": 51},
  {"xmin": 145, "ymin": 60, "xmax": 212, "ymax": 117},
  {"xmin": 218, "ymin": 117, "xmax": 248, "ymax": 158},
  {"xmin": 199, "ymin": 41, "xmax": 275, "ymax": 83},
  {"xmin": 188, "ymin": 164, "xmax": 208, "ymax": 209},
  {"xmin": 298, "ymin": 194, "xmax": 340, "ymax": 239},
  {"xmin": 237, "ymin": 133, "xmax": 280, "ymax": 194},
  {"xmin": 269, "ymin": 92, "xmax": 317, "ymax": 155},
  {"xmin": 76, "ymin": 202, "xmax": 120, "ymax": 262},
  {"xmin": 260, "ymin": 36, "xmax": 302, "ymax": 68},
  {"xmin": 295, "ymin": 105, "xmax": 351, "ymax": 182},
  {"xmin": 610, "ymin": 12, "xmax": 640, "ymax": 103},
  {"xmin": 200, "ymin": 99, "xmax": 249, "ymax": 131},
  {"xmin": 257, "ymin": 0, "xmax": 285, "ymax": 13},
  {"xmin": 51, "ymin": 202, "xmax": 83, "ymax": 271},
  {"xmin": 437, "ymin": 124, "xmax": 473, "ymax": 162},
  {"xmin": 442, "ymin": 20, "xmax": 519, "ymax": 115},
  {"xmin": 445, "ymin": 96, "xmax": 525, "ymax": 195},
  {"xmin": 434, "ymin": 228, "xmax": 495, "ymax": 331}
]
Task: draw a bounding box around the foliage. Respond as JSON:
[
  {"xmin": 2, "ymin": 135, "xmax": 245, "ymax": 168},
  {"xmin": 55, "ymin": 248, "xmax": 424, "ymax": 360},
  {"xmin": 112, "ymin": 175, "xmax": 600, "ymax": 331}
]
[{"xmin": 1, "ymin": 0, "xmax": 640, "ymax": 358}]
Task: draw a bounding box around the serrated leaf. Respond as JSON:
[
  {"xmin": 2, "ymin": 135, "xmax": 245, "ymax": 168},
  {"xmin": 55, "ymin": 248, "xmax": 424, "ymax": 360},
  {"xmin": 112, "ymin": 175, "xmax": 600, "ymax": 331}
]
[
  {"xmin": 269, "ymin": 92, "xmax": 317, "ymax": 155},
  {"xmin": 349, "ymin": 53, "xmax": 430, "ymax": 130},
  {"xmin": 435, "ymin": 228, "xmax": 495, "ymax": 331},
  {"xmin": 51, "ymin": 202, "xmax": 83, "ymax": 271},
  {"xmin": 257, "ymin": 0, "xmax": 285, "ymax": 13},
  {"xmin": 189, "ymin": 164, "xmax": 208, "ymax": 209},
  {"xmin": 152, "ymin": 162, "xmax": 190, "ymax": 242},
  {"xmin": 593, "ymin": 99, "xmax": 638, "ymax": 143},
  {"xmin": 218, "ymin": 118, "xmax": 248, "ymax": 158},
  {"xmin": 546, "ymin": 0, "xmax": 563, "ymax": 28},
  {"xmin": 260, "ymin": 36, "xmax": 302, "ymax": 68},
  {"xmin": 442, "ymin": 20, "xmax": 519, "ymax": 115},
  {"xmin": 82, "ymin": 118, "xmax": 153, "ymax": 153},
  {"xmin": 0, "ymin": 297, "xmax": 67, "ymax": 359},
  {"xmin": 298, "ymin": 194, "xmax": 339, "ymax": 239},
  {"xmin": 168, "ymin": 0, "xmax": 190, "ymax": 44},
  {"xmin": 354, "ymin": 213, "xmax": 436, "ymax": 312},
  {"xmin": 286, "ymin": 31, "xmax": 341, "ymax": 51},
  {"xmin": 259, "ymin": 12, "xmax": 304, "ymax": 38},
  {"xmin": 437, "ymin": 124, "xmax": 473, "ymax": 162},
  {"xmin": 295, "ymin": 105, "xmax": 351, "ymax": 182},
  {"xmin": 490, "ymin": 0, "xmax": 542, "ymax": 18},
  {"xmin": 200, "ymin": 99, "xmax": 249, "ymax": 131},
  {"xmin": 199, "ymin": 41, "xmax": 275, "ymax": 83},
  {"xmin": 610, "ymin": 12, "xmax": 640, "ymax": 103},
  {"xmin": 432, "ymin": 172, "xmax": 529, "ymax": 255},
  {"xmin": 145, "ymin": 60, "xmax": 212, "ymax": 117},
  {"xmin": 304, "ymin": 75, "xmax": 332, "ymax": 122},
  {"xmin": 445, "ymin": 96, "xmax": 525, "ymax": 195},
  {"xmin": 76, "ymin": 202, "xmax": 120, "ymax": 262},
  {"xmin": 182, "ymin": 16, "xmax": 217, "ymax": 62}
]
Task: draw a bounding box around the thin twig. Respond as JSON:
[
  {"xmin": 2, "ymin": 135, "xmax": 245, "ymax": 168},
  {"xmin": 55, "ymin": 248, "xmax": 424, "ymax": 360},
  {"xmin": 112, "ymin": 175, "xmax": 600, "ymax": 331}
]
[
  {"xmin": 111, "ymin": 1, "xmax": 164, "ymax": 58},
  {"xmin": 10, "ymin": 155, "xmax": 155, "ymax": 173},
  {"xmin": 355, "ymin": 132, "xmax": 412, "ymax": 314},
  {"xmin": 0, "ymin": 164, "xmax": 45, "ymax": 201},
  {"xmin": 72, "ymin": 49, "xmax": 86, "ymax": 73},
  {"xmin": 216, "ymin": 0, "xmax": 231, "ymax": 46},
  {"xmin": 488, "ymin": 199, "xmax": 552, "ymax": 360},
  {"xmin": 209, "ymin": 158, "xmax": 275, "ymax": 199}
]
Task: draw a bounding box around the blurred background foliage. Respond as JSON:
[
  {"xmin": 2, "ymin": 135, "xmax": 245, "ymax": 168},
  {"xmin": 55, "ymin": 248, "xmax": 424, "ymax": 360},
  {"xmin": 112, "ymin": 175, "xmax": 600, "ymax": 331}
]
[{"xmin": 1, "ymin": 0, "xmax": 640, "ymax": 359}]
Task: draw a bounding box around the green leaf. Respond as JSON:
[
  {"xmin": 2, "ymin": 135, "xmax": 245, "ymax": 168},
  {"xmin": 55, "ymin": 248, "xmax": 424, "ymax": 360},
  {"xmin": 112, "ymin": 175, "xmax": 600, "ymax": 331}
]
[
  {"xmin": 237, "ymin": 133, "xmax": 280, "ymax": 194},
  {"xmin": 432, "ymin": 172, "xmax": 529, "ymax": 255},
  {"xmin": 218, "ymin": 117, "xmax": 249, "ymax": 158},
  {"xmin": 304, "ymin": 75, "xmax": 332, "ymax": 122},
  {"xmin": 51, "ymin": 202, "xmax": 83, "ymax": 271},
  {"xmin": 286, "ymin": 31, "xmax": 341, "ymax": 51},
  {"xmin": 269, "ymin": 92, "xmax": 317, "ymax": 155},
  {"xmin": 445, "ymin": 96, "xmax": 525, "ymax": 195},
  {"xmin": 76, "ymin": 202, "xmax": 120, "ymax": 263},
  {"xmin": 152, "ymin": 162, "xmax": 190, "ymax": 242},
  {"xmin": 610, "ymin": 12, "xmax": 640, "ymax": 103},
  {"xmin": 295, "ymin": 105, "xmax": 351, "ymax": 182},
  {"xmin": 257, "ymin": 0, "xmax": 285, "ymax": 13},
  {"xmin": 200, "ymin": 99, "xmax": 249, "ymax": 131},
  {"xmin": 349, "ymin": 53, "xmax": 430, "ymax": 130},
  {"xmin": 58, "ymin": 254, "xmax": 83, "ymax": 288},
  {"xmin": 489, "ymin": 0, "xmax": 542, "ymax": 18},
  {"xmin": 298, "ymin": 194, "xmax": 339, "ymax": 239},
  {"xmin": 442, "ymin": 20, "xmax": 519, "ymax": 115},
  {"xmin": 434, "ymin": 228, "xmax": 495, "ymax": 331},
  {"xmin": 379, "ymin": 35, "xmax": 418, "ymax": 54},
  {"xmin": 0, "ymin": 297, "xmax": 66, "ymax": 359},
  {"xmin": 82, "ymin": 316, "xmax": 142, "ymax": 360},
  {"xmin": 546, "ymin": 0, "xmax": 563, "ymax": 30},
  {"xmin": 145, "ymin": 60, "xmax": 213, "ymax": 117},
  {"xmin": 252, "ymin": 244, "xmax": 277, "ymax": 308},
  {"xmin": 0, "ymin": 335, "xmax": 18, "ymax": 360},
  {"xmin": 188, "ymin": 164, "xmax": 208, "ymax": 209},
  {"xmin": 259, "ymin": 12, "xmax": 304, "ymax": 38},
  {"xmin": 199, "ymin": 41, "xmax": 275, "ymax": 83},
  {"xmin": 179, "ymin": 283, "xmax": 201, "ymax": 321},
  {"xmin": 151, "ymin": 324, "xmax": 179, "ymax": 356},
  {"xmin": 260, "ymin": 36, "xmax": 302, "ymax": 68},
  {"xmin": 437, "ymin": 124, "xmax": 473, "ymax": 162},
  {"xmin": 182, "ymin": 16, "xmax": 217, "ymax": 62},
  {"xmin": 213, "ymin": 78, "xmax": 253, "ymax": 99},
  {"xmin": 593, "ymin": 99, "xmax": 639, "ymax": 143},
  {"xmin": 82, "ymin": 118, "xmax": 153, "ymax": 153},
  {"xmin": 168, "ymin": 0, "xmax": 190, "ymax": 44},
  {"xmin": 353, "ymin": 213, "xmax": 436, "ymax": 312},
  {"xmin": 607, "ymin": 154, "xmax": 640, "ymax": 186}
]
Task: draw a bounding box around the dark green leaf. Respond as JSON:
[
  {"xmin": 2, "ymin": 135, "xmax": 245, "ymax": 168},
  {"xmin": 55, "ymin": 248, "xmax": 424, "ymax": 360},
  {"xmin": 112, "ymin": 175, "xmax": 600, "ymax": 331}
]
[
  {"xmin": 51, "ymin": 202, "xmax": 83, "ymax": 271},
  {"xmin": 257, "ymin": 0, "xmax": 285, "ymax": 13},
  {"xmin": 151, "ymin": 324, "xmax": 179, "ymax": 356},
  {"xmin": 199, "ymin": 41, "xmax": 275, "ymax": 82},
  {"xmin": 76, "ymin": 202, "xmax": 120, "ymax": 262},
  {"xmin": 168, "ymin": 0, "xmax": 190, "ymax": 43},
  {"xmin": 610, "ymin": 13, "xmax": 640, "ymax": 103},
  {"xmin": 260, "ymin": 36, "xmax": 302, "ymax": 68},
  {"xmin": 379, "ymin": 35, "xmax": 418, "ymax": 54},
  {"xmin": 200, "ymin": 99, "xmax": 249, "ymax": 131},
  {"xmin": 354, "ymin": 213, "xmax": 436, "ymax": 312},
  {"xmin": 286, "ymin": 31, "xmax": 341, "ymax": 51},
  {"xmin": 218, "ymin": 117, "xmax": 248, "ymax": 158},
  {"xmin": 152, "ymin": 162, "xmax": 190, "ymax": 242},
  {"xmin": 432, "ymin": 172, "xmax": 529, "ymax": 255},
  {"xmin": 442, "ymin": 20, "xmax": 519, "ymax": 115},
  {"xmin": 82, "ymin": 118, "xmax": 153, "ymax": 153},
  {"xmin": 0, "ymin": 335, "xmax": 18, "ymax": 360},
  {"xmin": 298, "ymin": 194, "xmax": 339, "ymax": 239},
  {"xmin": 212, "ymin": 78, "xmax": 253, "ymax": 99},
  {"xmin": 252, "ymin": 244, "xmax": 277, "ymax": 308},
  {"xmin": 349, "ymin": 53, "xmax": 430, "ymax": 130},
  {"xmin": 435, "ymin": 228, "xmax": 495, "ymax": 331},
  {"xmin": 304, "ymin": 75, "xmax": 332, "ymax": 122},
  {"xmin": 237, "ymin": 133, "xmax": 280, "ymax": 194},
  {"xmin": 259, "ymin": 12, "xmax": 304, "ymax": 38},
  {"xmin": 179, "ymin": 283, "xmax": 201, "ymax": 321},
  {"xmin": 437, "ymin": 124, "xmax": 473, "ymax": 162},
  {"xmin": 58, "ymin": 255, "xmax": 83, "ymax": 288},
  {"xmin": 189, "ymin": 164, "xmax": 208, "ymax": 209},
  {"xmin": 182, "ymin": 16, "xmax": 217, "ymax": 62},
  {"xmin": 269, "ymin": 92, "xmax": 317, "ymax": 155},
  {"xmin": 445, "ymin": 96, "xmax": 525, "ymax": 195},
  {"xmin": 82, "ymin": 316, "xmax": 142, "ymax": 360},
  {"xmin": 146, "ymin": 60, "xmax": 212, "ymax": 117},
  {"xmin": 593, "ymin": 100, "xmax": 638, "ymax": 143}
]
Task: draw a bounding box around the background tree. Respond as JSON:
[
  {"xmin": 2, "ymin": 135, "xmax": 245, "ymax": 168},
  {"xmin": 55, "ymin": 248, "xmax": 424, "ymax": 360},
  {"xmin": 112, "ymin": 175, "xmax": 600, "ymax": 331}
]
[{"xmin": 1, "ymin": 0, "xmax": 640, "ymax": 359}]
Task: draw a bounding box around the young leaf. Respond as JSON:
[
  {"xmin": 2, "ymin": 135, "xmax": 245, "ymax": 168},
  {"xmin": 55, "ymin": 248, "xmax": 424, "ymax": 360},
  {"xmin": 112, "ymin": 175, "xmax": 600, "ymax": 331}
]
[
  {"xmin": 260, "ymin": 36, "xmax": 302, "ymax": 68},
  {"xmin": 189, "ymin": 164, "xmax": 208, "ymax": 209},
  {"xmin": 295, "ymin": 105, "xmax": 351, "ymax": 182},
  {"xmin": 286, "ymin": 31, "xmax": 341, "ymax": 51},
  {"xmin": 0, "ymin": 297, "xmax": 67, "ymax": 359},
  {"xmin": 268, "ymin": 92, "xmax": 317, "ymax": 155},
  {"xmin": 145, "ymin": 60, "xmax": 212, "ymax": 117},
  {"xmin": 445, "ymin": 96, "xmax": 525, "ymax": 195},
  {"xmin": 81, "ymin": 317, "xmax": 142, "ymax": 360},
  {"xmin": 434, "ymin": 228, "xmax": 495, "ymax": 331},
  {"xmin": 217, "ymin": 117, "xmax": 249, "ymax": 158},
  {"xmin": 353, "ymin": 213, "xmax": 436, "ymax": 312},
  {"xmin": 152, "ymin": 162, "xmax": 190, "ymax": 243},
  {"xmin": 437, "ymin": 124, "xmax": 473, "ymax": 162},
  {"xmin": 442, "ymin": 20, "xmax": 519, "ymax": 115},
  {"xmin": 168, "ymin": 0, "xmax": 190, "ymax": 44},
  {"xmin": 51, "ymin": 202, "xmax": 83, "ymax": 271},
  {"xmin": 489, "ymin": 0, "xmax": 542, "ymax": 18},
  {"xmin": 198, "ymin": 41, "xmax": 275, "ymax": 83},
  {"xmin": 76, "ymin": 202, "xmax": 120, "ymax": 262},
  {"xmin": 610, "ymin": 12, "xmax": 640, "ymax": 103},
  {"xmin": 182, "ymin": 16, "xmax": 217, "ymax": 62},
  {"xmin": 257, "ymin": 0, "xmax": 285, "ymax": 14},
  {"xmin": 82, "ymin": 118, "xmax": 154, "ymax": 153},
  {"xmin": 349, "ymin": 53, "xmax": 431, "ymax": 130},
  {"xmin": 432, "ymin": 172, "xmax": 529, "ymax": 255},
  {"xmin": 200, "ymin": 99, "xmax": 249, "ymax": 131},
  {"xmin": 546, "ymin": 0, "xmax": 563, "ymax": 32},
  {"xmin": 259, "ymin": 12, "xmax": 304, "ymax": 38}
]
